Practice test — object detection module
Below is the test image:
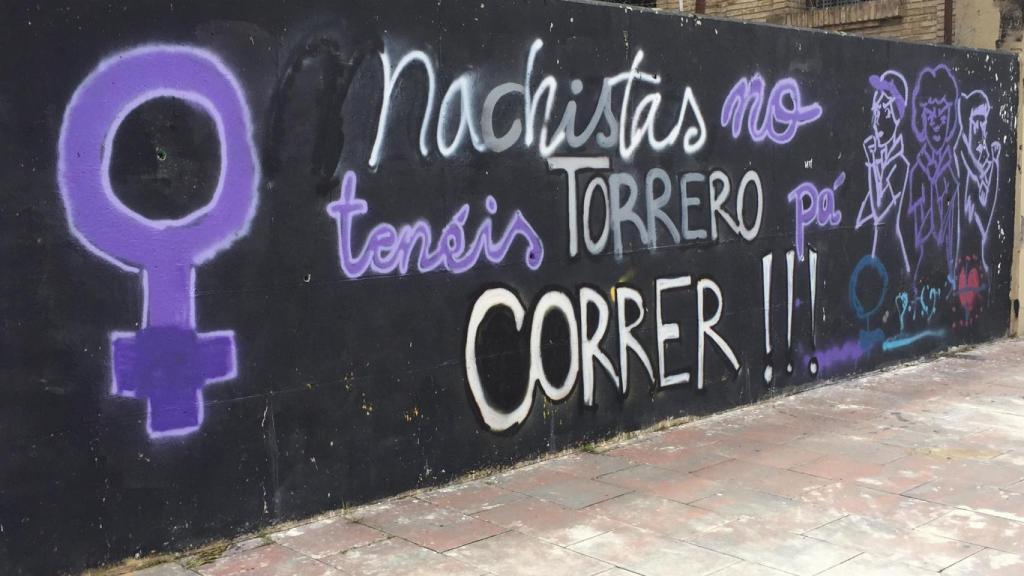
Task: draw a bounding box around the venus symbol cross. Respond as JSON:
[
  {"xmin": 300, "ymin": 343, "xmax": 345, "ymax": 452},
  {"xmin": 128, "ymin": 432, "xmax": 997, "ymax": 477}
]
[
  {"xmin": 109, "ymin": 263, "xmax": 238, "ymax": 437},
  {"xmin": 57, "ymin": 46, "xmax": 258, "ymax": 438}
]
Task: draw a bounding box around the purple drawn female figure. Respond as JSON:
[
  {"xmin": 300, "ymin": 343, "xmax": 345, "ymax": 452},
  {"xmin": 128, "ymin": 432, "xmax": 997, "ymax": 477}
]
[
  {"xmin": 956, "ymin": 90, "xmax": 1000, "ymax": 276},
  {"xmin": 900, "ymin": 64, "xmax": 961, "ymax": 286},
  {"xmin": 856, "ymin": 70, "xmax": 910, "ymax": 264}
]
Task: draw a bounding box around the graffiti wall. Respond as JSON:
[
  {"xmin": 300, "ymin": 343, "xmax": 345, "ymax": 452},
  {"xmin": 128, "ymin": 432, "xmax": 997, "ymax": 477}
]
[{"xmin": 0, "ymin": 0, "xmax": 1018, "ymax": 572}]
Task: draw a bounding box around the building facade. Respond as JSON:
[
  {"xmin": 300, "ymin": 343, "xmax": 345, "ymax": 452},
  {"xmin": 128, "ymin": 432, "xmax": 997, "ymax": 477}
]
[{"xmin": 651, "ymin": 0, "xmax": 1022, "ymax": 49}]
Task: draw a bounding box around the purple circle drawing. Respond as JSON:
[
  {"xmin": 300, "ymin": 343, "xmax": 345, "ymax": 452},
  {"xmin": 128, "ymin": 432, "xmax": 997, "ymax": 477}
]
[{"xmin": 58, "ymin": 45, "xmax": 259, "ymax": 268}]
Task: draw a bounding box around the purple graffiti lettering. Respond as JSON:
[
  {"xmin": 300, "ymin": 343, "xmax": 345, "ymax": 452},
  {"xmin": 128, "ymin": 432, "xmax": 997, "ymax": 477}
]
[
  {"xmin": 787, "ymin": 172, "xmax": 845, "ymax": 261},
  {"xmin": 58, "ymin": 45, "xmax": 258, "ymax": 438},
  {"xmin": 720, "ymin": 74, "xmax": 822, "ymax": 145},
  {"xmin": 328, "ymin": 171, "xmax": 544, "ymax": 278}
]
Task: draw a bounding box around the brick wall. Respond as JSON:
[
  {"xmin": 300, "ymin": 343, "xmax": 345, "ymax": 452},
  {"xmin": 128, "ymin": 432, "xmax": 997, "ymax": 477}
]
[
  {"xmin": 693, "ymin": 0, "xmax": 803, "ymax": 22},
  {"xmin": 846, "ymin": 0, "xmax": 950, "ymax": 44},
  {"xmin": 654, "ymin": 0, "xmax": 695, "ymax": 12},
  {"xmin": 653, "ymin": 0, "xmax": 952, "ymax": 45}
]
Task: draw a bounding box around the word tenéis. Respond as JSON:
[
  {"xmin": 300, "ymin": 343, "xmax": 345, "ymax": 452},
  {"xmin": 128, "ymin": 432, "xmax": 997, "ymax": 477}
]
[
  {"xmin": 328, "ymin": 171, "xmax": 543, "ymax": 279},
  {"xmin": 369, "ymin": 39, "xmax": 707, "ymax": 166}
]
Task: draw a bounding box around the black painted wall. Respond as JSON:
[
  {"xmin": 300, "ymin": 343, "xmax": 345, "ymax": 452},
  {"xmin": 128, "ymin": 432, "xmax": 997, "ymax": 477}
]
[{"xmin": 0, "ymin": 0, "xmax": 1018, "ymax": 573}]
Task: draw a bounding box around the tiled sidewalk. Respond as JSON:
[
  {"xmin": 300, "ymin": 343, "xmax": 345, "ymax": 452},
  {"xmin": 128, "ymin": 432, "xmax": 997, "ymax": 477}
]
[{"xmin": 127, "ymin": 339, "xmax": 1024, "ymax": 576}]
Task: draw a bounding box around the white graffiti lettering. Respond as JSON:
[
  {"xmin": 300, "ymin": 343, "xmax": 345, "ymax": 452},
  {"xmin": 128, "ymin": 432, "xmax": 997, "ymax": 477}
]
[
  {"xmin": 464, "ymin": 279, "xmax": 740, "ymax": 432},
  {"xmin": 370, "ymin": 41, "xmax": 707, "ymax": 166},
  {"xmin": 550, "ymin": 156, "xmax": 763, "ymax": 257}
]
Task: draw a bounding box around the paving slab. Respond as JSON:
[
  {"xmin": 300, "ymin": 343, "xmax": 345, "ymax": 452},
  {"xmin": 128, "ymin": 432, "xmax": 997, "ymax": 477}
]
[
  {"xmin": 585, "ymin": 492, "xmax": 731, "ymax": 539},
  {"xmin": 197, "ymin": 543, "xmax": 340, "ymax": 576},
  {"xmin": 918, "ymin": 508, "xmax": 1024, "ymax": 553},
  {"xmin": 805, "ymin": 514, "xmax": 981, "ymax": 571},
  {"xmin": 418, "ymin": 480, "xmax": 527, "ymax": 515},
  {"xmin": 707, "ymin": 562, "xmax": 792, "ymax": 576},
  {"xmin": 943, "ymin": 548, "xmax": 1024, "ymax": 576},
  {"xmin": 323, "ymin": 537, "xmax": 484, "ymax": 576},
  {"xmin": 568, "ymin": 525, "xmax": 740, "ymax": 576},
  {"xmin": 536, "ymin": 452, "xmax": 634, "ymax": 479},
  {"xmin": 905, "ymin": 479, "xmax": 1024, "ymax": 523},
  {"xmin": 472, "ymin": 496, "xmax": 621, "ymax": 546},
  {"xmin": 356, "ymin": 498, "xmax": 505, "ymax": 552},
  {"xmin": 815, "ymin": 553, "xmax": 937, "ymax": 576},
  {"xmin": 690, "ymin": 520, "xmax": 860, "ymax": 575},
  {"xmin": 521, "ymin": 476, "xmax": 630, "ymax": 509},
  {"xmin": 690, "ymin": 487, "xmax": 806, "ymax": 520},
  {"xmin": 271, "ymin": 516, "xmax": 386, "ymax": 559},
  {"xmin": 798, "ymin": 480, "xmax": 952, "ymax": 528},
  {"xmin": 446, "ymin": 530, "xmax": 610, "ymax": 576},
  {"xmin": 596, "ymin": 464, "xmax": 723, "ymax": 503},
  {"xmin": 691, "ymin": 458, "xmax": 827, "ymax": 499}
]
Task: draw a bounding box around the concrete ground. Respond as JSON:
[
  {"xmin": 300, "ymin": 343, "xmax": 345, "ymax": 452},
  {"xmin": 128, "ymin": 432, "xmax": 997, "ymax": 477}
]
[{"xmin": 126, "ymin": 339, "xmax": 1024, "ymax": 576}]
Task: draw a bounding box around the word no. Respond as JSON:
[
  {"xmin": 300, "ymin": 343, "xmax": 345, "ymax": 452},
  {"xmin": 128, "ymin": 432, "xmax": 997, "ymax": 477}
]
[{"xmin": 721, "ymin": 73, "xmax": 823, "ymax": 145}]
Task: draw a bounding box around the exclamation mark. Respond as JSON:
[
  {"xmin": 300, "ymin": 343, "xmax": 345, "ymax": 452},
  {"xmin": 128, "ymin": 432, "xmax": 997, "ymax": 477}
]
[
  {"xmin": 808, "ymin": 248, "xmax": 819, "ymax": 376},
  {"xmin": 786, "ymin": 249, "xmax": 795, "ymax": 374},
  {"xmin": 762, "ymin": 253, "xmax": 773, "ymax": 384}
]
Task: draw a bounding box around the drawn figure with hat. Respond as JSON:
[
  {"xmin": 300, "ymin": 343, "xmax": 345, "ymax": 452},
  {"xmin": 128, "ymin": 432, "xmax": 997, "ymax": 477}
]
[{"xmin": 857, "ymin": 70, "xmax": 910, "ymax": 268}]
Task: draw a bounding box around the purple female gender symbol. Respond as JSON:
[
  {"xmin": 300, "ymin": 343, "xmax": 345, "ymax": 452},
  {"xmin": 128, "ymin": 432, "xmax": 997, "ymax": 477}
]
[{"xmin": 58, "ymin": 45, "xmax": 259, "ymax": 438}]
